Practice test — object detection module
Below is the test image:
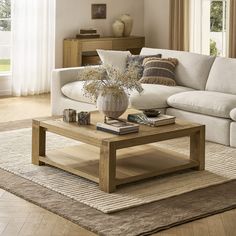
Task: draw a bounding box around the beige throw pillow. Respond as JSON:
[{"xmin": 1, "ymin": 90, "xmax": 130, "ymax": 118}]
[
  {"xmin": 97, "ymin": 49, "xmax": 131, "ymax": 72},
  {"xmin": 140, "ymin": 57, "xmax": 178, "ymax": 86}
]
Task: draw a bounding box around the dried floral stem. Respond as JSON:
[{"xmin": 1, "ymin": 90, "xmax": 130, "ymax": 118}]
[{"xmin": 77, "ymin": 63, "xmax": 143, "ymax": 101}]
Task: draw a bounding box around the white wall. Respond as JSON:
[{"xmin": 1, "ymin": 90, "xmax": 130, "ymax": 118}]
[
  {"xmin": 144, "ymin": 0, "xmax": 170, "ymax": 49},
  {"xmin": 55, "ymin": 0, "xmax": 144, "ymax": 68}
]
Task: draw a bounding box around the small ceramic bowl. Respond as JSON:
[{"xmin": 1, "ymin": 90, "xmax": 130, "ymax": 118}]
[{"xmin": 142, "ymin": 109, "xmax": 161, "ymax": 117}]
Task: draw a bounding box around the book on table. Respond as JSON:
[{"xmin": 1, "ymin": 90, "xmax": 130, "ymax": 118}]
[
  {"xmin": 96, "ymin": 119, "xmax": 139, "ymax": 135},
  {"xmin": 127, "ymin": 113, "xmax": 176, "ymax": 127}
]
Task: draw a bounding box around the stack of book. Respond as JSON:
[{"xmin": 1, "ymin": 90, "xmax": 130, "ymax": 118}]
[
  {"xmin": 76, "ymin": 29, "xmax": 100, "ymax": 39},
  {"xmin": 96, "ymin": 119, "xmax": 139, "ymax": 135},
  {"xmin": 127, "ymin": 113, "xmax": 176, "ymax": 127}
]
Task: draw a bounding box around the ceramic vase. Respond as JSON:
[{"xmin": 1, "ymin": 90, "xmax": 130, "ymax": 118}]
[
  {"xmin": 120, "ymin": 14, "xmax": 133, "ymax": 37},
  {"xmin": 112, "ymin": 20, "xmax": 124, "ymax": 37},
  {"xmin": 96, "ymin": 88, "xmax": 129, "ymax": 118}
]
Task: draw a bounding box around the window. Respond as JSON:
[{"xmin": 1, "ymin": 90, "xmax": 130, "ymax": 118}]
[
  {"xmin": 0, "ymin": 0, "xmax": 11, "ymax": 74},
  {"xmin": 190, "ymin": 0, "xmax": 229, "ymax": 57},
  {"xmin": 210, "ymin": 0, "xmax": 228, "ymax": 56}
]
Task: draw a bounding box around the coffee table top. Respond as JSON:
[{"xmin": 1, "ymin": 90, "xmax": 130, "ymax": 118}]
[{"xmin": 34, "ymin": 109, "xmax": 204, "ymax": 147}]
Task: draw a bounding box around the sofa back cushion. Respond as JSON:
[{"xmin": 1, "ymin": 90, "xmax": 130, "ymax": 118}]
[
  {"xmin": 140, "ymin": 48, "xmax": 215, "ymax": 90},
  {"xmin": 206, "ymin": 57, "xmax": 236, "ymax": 95}
]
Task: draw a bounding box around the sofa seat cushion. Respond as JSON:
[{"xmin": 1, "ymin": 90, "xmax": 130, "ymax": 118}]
[
  {"xmin": 61, "ymin": 81, "xmax": 94, "ymax": 104},
  {"xmin": 167, "ymin": 91, "xmax": 236, "ymax": 118},
  {"xmin": 130, "ymin": 84, "xmax": 193, "ymax": 110},
  {"xmin": 230, "ymin": 108, "xmax": 236, "ymax": 121}
]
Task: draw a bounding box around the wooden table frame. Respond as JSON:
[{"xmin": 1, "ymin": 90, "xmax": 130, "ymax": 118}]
[{"xmin": 32, "ymin": 114, "xmax": 205, "ymax": 193}]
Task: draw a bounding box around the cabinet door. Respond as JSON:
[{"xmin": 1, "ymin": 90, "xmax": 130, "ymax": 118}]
[{"xmin": 63, "ymin": 40, "xmax": 82, "ymax": 67}]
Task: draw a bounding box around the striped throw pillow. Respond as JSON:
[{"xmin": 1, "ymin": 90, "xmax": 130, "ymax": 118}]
[
  {"xmin": 126, "ymin": 54, "xmax": 162, "ymax": 79},
  {"xmin": 140, "ymin": 57, "xmax": 178, "ymax": 86}
]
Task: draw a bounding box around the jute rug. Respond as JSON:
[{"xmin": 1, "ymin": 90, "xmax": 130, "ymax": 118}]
[
  {"xmin": 0, "ymin": 127, "xmax": 236, "ymax": 213},
  {"xmin": 0, "ymin": 120, "xmax": 236, "ymax": 235}
]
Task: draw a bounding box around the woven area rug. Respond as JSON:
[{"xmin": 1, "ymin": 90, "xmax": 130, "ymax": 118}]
[
  {"xmin": 0, "ymin": 120, "xmax": 236, "ymax": 236},
  {"xmin": 0, "ymin": 126, "xmax": 236, "ymax": 214}
]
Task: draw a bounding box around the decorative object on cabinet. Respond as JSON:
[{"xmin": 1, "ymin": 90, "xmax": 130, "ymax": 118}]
[
  {"xmin": 112, "ymin": 20, "xmax": 125, "ymax": 37},
  {"xmin": 76, "ymin": 28, "xmax": 100, "ymax": 39},
  {"xmin": 120, "ymin": 14, "xmax": 133, "ymax": 36}
]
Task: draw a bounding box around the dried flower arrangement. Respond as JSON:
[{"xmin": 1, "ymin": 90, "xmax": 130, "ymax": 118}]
[{"xmin": 77, "ymin": 63, "xmax": 143, "ymax": 101}]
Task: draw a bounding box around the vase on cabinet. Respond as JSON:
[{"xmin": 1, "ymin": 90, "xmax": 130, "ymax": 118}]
[
  {"xmin": 120, "ymin": 14, "xmax": 133, "ymax": 37},
  {"xmin": 112, "ymin": 20, "xmax": 124, "ymax": 37}
]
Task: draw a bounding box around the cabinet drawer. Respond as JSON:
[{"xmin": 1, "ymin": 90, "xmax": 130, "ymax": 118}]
[
  {"xmin": 81, "ymin": 41, "xmax": 112, "ymax": 51},
  {"xmin": 82, "ymin": 55, "xmax": 101, "ymax": 66},
  {"xmin": 112, "ymin": 38, "xmax": 145, "ymax": 50}
]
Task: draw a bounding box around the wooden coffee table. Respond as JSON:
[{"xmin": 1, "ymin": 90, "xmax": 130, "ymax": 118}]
[{"xmin": 32, "ymin": 110, "xmax": 205, "ymax": 193}]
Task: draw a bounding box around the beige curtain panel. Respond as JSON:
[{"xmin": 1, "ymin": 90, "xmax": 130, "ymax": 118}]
[
  {"xmin": 229, "ymin": 0, "xmax": 236, "ymax": 58},
  {"xmin": 169, "ymin": 0, "xmax": 189, "ymax": 51}
]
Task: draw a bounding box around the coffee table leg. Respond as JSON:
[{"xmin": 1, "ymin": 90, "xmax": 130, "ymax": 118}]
[
  {"xmin": 190, "ymin": 126, "xmax": 205, "ymax": 170},
  {"xmin": 99, "ymin": 141, "xmax": 116, "ymax": 193},
  {"xmin": 32, "ymin": 120, "xmax": 46, "ymax": 166}
]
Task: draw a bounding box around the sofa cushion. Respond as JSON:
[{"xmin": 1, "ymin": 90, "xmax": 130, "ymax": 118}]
[
  {"xmin": 140, "ymin": 48, "xmax": 215, "ymax": 90},
  {"xmin": 167, "ymin": 91, "xmax": 236, "ymax": 118},
  {"xmin": 230, "ymin": 108, "xmax": 236, "ymax": 121},
  {"xmin": 140, "ymin": 57, "xmax": 177, "ymax": 86},
  {"xmin": 97, "ymin": 49, "xmax": 131, "ymax": 72},
  {"xmin": 127, "ymin": 54, "xmax": 162, "ymax": 67},
  {"xmin": 127, "ymin": 54, "xmax": 162, "ymax": 77},
  {"xmin": 61, "ymin": 81, "xmax": 94, "ymax": 104},
  {"xmin": 230, "ymin": 122, "xmax": 236, "ymax": 147},
  {"xmin": 130, "ymin": 84, "xmax": 193, "ymax": 110},
  {"xmin": 206, "ymin": 57, "xmax": 236, "ymax": 95},
  {"xmin": 167, "ymin": 108, "xmax": 231, "ymax": 146}
]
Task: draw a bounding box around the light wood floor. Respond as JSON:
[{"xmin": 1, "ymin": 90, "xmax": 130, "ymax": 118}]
[
  {"xmin": 0, "ymin": 94, "xmax": 51, "ymax": 123},
  {"xmin": 0, "ymin": 94, "xmax": 235, "ymax": 236}
]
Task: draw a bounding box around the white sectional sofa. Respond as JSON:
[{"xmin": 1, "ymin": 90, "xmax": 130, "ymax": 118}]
[{"xmin": 51, "ymin": 48, "xmax": 236, "ymax": 147}]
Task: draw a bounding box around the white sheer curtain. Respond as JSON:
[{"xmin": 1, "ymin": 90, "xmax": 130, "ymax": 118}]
[
  {"xmin": 11, "ymin": 0, "xmax": 55, "ymax": 96},
  {"xmin": 189, "ymin": 0, "xmax": 211, "ymax": 55}
]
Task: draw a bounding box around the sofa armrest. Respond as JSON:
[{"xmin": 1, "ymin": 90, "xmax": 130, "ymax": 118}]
[
  {"xmin": 51, "ymin": 66, "xmax": 99, "ymax": 114},
  {"xmin": 52, "ymin": 66, "xmax": 99, "ymax": 91},
  {"xmin": 230, "ymin": 108, "xmax": 236, "ymax": 121}
]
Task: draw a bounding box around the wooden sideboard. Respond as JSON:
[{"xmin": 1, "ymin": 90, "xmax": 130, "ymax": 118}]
[{"xmin": 63, "ymin": 36, "xmax": 145, "ymax": 68}]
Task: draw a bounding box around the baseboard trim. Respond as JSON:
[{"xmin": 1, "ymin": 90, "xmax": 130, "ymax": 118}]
[{"xmin": 0, "ymin": 89, "xmax": 12, "ymax": 96}]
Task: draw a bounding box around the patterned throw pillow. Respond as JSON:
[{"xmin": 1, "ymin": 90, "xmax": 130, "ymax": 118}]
[
  {"xmin": 140, "ymin": 57, "xmax": 178, "ymax": 86},
  {"xmin": 127, "ymin": 54, "xmax": 162, "ymax": 67},
  {"xmin": 126, "ymin": 54, "xmax": 162, "ymax": 78}
]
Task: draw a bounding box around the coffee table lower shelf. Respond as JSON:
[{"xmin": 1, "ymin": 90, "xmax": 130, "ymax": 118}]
[{"xmin": 38, "ymin": 144, "xmax": 199, "ymax": 187}]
